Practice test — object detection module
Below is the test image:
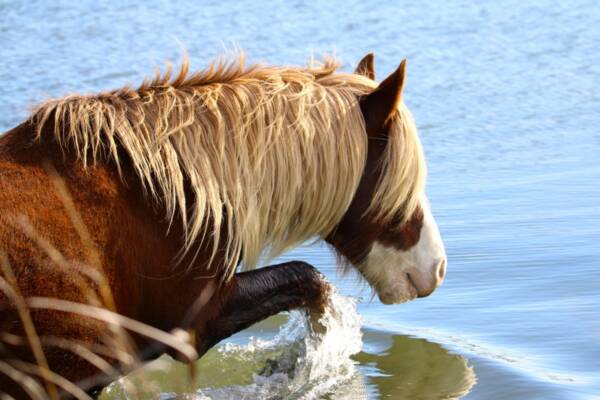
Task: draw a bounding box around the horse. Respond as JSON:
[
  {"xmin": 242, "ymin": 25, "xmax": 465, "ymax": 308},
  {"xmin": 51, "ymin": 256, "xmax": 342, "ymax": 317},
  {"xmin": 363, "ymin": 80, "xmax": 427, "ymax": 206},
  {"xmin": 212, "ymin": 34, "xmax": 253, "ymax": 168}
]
[{"xmin": 0, "ymin": 52, "xmax": 446, "ymax": 398}]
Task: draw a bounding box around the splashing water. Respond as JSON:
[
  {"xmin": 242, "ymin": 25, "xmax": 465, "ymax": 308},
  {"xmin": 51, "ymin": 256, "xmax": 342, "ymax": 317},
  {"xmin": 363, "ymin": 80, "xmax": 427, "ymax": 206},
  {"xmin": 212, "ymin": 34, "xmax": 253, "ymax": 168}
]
[
  {"xmin": 191, "ymin": 289, "xmax": 363, "ymax": 400},
  {"xmin": 102, "ymin": 288, "xmax": 364, "ymax": 400}
]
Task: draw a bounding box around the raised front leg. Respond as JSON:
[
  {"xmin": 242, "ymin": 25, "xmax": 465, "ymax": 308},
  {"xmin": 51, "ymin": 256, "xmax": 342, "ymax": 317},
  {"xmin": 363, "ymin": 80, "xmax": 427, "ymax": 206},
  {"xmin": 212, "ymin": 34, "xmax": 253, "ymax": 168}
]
[{"xmin": 199, "ymin": 261, "xmax": 330, "ymax": 355}]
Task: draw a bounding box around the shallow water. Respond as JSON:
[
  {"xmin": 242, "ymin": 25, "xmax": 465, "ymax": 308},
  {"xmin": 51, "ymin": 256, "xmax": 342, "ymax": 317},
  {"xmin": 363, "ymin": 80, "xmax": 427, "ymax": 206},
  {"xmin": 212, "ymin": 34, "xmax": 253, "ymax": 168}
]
[{"xmin": 1, "ymin": 0, "xmax": 600, "ymax": 398}]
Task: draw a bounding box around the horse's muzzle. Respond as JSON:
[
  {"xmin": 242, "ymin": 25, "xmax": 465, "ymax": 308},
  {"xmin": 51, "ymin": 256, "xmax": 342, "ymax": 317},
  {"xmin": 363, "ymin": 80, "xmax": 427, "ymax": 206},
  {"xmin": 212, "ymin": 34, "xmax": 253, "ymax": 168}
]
[{"xmin": 407, "ymin": 257, "xmax": 446, "ymax": 298}]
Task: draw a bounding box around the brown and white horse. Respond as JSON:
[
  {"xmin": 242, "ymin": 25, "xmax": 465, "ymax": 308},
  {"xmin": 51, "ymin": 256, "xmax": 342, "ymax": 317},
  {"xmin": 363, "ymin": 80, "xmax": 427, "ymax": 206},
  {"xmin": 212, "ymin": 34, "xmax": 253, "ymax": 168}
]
[{"xmin": 0, "ymin": 53, "xmax": 445, "ymax": 397}]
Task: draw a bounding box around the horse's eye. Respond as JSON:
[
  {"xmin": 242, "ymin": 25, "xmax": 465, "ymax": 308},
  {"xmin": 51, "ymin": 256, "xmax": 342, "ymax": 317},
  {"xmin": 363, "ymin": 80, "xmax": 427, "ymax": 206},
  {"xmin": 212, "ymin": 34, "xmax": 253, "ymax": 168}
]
[{"xmin": 389, "ymin": 212, "xmax": 406, "ymax": 231}]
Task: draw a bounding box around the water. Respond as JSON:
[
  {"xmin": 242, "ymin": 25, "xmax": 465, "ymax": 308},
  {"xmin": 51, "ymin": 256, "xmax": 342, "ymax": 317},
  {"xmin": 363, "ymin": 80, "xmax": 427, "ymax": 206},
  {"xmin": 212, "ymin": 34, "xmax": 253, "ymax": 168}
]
[
  {"xmin": 102, "ymin": 290, "xmax": 366, "ymax": 400},
  {"xmin": 1, "ymin": 1, "xmax": 599, "ymax": 398}
]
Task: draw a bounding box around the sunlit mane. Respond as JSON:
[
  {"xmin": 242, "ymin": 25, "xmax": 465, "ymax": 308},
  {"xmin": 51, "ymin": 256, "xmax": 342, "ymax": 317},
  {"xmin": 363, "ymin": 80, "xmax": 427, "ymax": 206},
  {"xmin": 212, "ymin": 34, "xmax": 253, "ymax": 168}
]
[{"xmin": 31, "ymin": 54, "xmax": 425, "ymax": 280}]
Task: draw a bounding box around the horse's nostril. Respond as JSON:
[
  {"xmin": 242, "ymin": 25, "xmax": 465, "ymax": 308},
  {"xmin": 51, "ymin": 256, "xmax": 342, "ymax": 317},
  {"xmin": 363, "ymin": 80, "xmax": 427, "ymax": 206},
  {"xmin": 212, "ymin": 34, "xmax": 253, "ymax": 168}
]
[{"xmin": 436, "ymin": 257, "xmax": 447, "ymax": 281}]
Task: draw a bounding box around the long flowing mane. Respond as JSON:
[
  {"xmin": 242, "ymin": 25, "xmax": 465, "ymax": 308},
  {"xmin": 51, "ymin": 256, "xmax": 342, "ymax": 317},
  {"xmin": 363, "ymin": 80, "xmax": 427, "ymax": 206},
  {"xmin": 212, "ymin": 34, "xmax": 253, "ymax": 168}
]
[{"xmin": 30, "ymin": 54, "xmax": 425, "ymax": 280}]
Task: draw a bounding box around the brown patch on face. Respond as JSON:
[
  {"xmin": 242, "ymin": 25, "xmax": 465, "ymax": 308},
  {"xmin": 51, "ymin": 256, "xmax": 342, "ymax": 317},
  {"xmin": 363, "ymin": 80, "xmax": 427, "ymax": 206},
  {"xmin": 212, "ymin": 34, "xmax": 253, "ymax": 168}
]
[
  {"xmin": 378, "ymin": 205, "xmax": 424, "ymax": 251},
  {"xmin": 326, "ymin": 83, "xmax": 421, "ymax": 266}
]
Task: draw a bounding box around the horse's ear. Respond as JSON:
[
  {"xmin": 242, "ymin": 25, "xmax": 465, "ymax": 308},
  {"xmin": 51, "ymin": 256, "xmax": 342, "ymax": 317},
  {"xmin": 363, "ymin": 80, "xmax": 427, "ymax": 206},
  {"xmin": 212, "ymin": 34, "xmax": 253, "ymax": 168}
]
[
  {"xmin": 361, "ymin": 59, "xmax": 407, "ymax": 132},
  {"xmin": 355, "ymin": 53, "xmax": 375, "ymax": 80}
]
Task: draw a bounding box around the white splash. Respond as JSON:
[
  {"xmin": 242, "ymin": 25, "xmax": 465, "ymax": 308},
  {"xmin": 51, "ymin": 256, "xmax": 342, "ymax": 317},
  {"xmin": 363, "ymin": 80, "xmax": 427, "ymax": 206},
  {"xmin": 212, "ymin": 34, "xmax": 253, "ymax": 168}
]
[{"xmin": 190, "ymin": 288, "xmax": 363, "ymax": 400}]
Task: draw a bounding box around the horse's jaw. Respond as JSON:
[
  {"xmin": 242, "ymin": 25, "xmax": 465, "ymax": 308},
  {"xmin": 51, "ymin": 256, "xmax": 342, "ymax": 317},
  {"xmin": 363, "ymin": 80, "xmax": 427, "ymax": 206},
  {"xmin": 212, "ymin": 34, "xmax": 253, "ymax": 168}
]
[{"xmin": 358, "ymin": 201, "xmax": 447, "ymax": 305}]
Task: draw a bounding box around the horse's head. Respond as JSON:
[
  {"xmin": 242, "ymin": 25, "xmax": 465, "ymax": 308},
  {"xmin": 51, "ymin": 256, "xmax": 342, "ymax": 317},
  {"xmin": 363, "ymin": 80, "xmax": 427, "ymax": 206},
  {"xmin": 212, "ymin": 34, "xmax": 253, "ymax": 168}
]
[{"xmin": 327, "ymin": 54, "xmax": 446, "ymax": 304}]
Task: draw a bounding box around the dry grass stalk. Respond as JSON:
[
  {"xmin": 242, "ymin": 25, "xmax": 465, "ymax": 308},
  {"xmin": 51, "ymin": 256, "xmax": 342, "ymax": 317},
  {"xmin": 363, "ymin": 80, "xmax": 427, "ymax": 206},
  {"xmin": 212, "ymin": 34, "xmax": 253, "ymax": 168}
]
[{"xmin": 0, "ymin": 253, "xmax": 59, "ymax": 400}]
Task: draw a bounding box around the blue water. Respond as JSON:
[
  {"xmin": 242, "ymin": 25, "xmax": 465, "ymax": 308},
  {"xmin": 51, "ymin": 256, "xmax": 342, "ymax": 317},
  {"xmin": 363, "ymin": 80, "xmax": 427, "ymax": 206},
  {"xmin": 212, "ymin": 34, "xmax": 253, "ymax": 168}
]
[{"xmin": 2, "ymin": 1, "xmax": 600, "ymax": 398}]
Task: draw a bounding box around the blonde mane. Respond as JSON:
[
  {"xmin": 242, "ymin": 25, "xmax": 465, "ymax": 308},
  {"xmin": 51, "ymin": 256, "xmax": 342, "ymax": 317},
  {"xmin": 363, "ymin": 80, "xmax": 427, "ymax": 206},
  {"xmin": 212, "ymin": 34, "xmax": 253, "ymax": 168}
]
[{"xmin": 31, "ymin": 54, "xmax": 425, "ymax": 280}]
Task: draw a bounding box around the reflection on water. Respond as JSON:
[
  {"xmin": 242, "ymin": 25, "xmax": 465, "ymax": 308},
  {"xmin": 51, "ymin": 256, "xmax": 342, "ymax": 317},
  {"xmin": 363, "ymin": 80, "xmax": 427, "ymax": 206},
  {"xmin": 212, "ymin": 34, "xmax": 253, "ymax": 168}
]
[
  {"xmin": 355, "ymin": 330, "xmax": 475, "ymax": 400},
  {"xmin": 101, "ymin": 313, "xmax": 475, "ymax": 399}
]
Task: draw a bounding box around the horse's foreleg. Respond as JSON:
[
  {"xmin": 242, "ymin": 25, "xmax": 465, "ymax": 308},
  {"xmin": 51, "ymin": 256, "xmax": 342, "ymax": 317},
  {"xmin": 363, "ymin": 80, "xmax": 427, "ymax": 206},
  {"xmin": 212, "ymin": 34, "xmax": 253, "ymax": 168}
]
[{"xmin": 200, "ymin": 261, "xmax": 330, "ymax": 355}]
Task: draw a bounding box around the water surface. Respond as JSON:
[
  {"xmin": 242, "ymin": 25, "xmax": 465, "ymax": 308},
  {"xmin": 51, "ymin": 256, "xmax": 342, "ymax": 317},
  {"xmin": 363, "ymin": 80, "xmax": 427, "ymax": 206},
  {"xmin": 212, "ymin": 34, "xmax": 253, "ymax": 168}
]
[{"xmin": 1, "ymin": 1, "xmax": 599, "ymax": 398}]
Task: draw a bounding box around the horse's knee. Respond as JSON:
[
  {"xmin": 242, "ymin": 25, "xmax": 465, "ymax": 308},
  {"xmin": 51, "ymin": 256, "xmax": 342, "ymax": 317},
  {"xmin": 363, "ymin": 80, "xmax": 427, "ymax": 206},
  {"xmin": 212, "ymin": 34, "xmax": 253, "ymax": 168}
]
[
  {"xmin": 282, "ymin": 261, "xmax": 331, "ymax": 311},
  {"xmin": 284, "ymin": 260, "xmax": 324, "ymax": 281}
]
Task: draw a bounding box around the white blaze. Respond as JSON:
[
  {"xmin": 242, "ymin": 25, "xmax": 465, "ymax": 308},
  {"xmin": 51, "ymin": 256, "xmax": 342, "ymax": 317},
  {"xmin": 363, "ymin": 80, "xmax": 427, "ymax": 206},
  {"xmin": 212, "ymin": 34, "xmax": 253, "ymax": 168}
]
[{"xmin": 360, "ymin": 197, "xmax": 446, "ymax": 304}]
